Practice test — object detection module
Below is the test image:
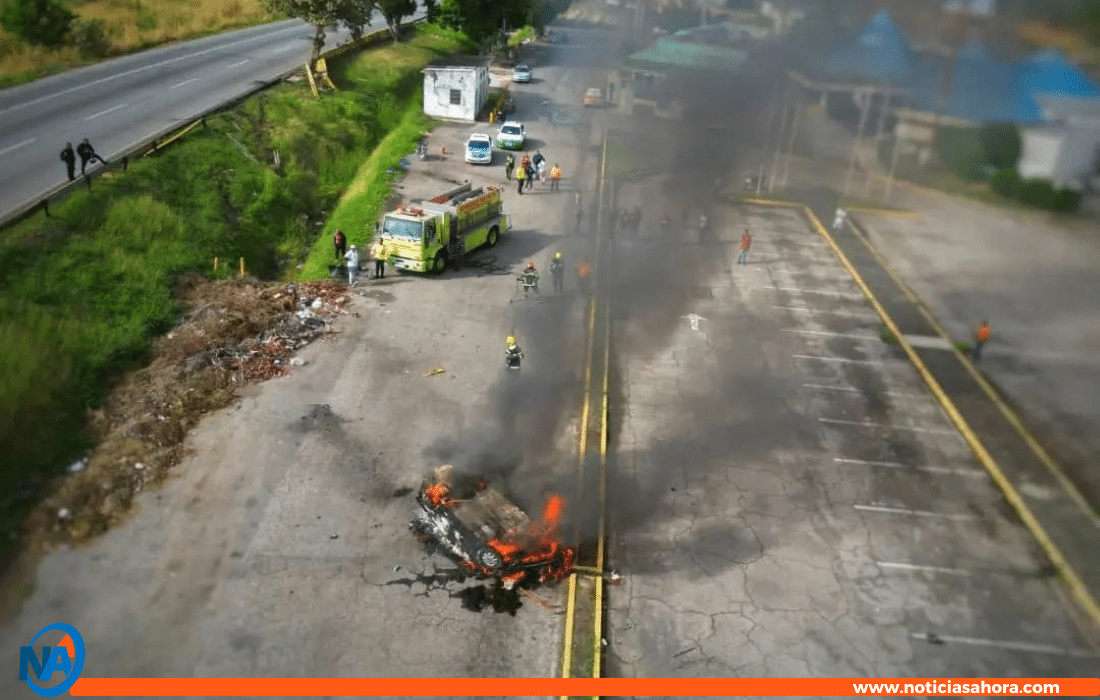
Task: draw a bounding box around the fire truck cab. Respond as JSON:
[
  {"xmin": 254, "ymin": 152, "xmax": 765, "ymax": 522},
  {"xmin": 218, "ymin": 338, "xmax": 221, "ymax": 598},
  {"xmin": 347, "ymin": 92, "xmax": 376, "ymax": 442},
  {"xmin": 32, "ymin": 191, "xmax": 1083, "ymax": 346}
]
[{"xmin": 378, "ymin": 183, "xmax": 509, "ymax": 274}]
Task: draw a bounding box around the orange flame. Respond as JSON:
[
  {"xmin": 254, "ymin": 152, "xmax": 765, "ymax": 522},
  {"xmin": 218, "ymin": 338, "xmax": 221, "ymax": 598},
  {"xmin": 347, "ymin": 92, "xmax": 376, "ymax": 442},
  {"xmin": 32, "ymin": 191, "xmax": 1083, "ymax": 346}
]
[{"xmin": 424, "ymin": 482, "xmax": 453, "ymax": 508}]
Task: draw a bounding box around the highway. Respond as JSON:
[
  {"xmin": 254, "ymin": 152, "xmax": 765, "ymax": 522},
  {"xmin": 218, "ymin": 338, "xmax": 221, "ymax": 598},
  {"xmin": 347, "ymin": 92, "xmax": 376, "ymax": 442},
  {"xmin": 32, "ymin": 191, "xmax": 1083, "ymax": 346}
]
[{"xmin": 0, "ymin": 8, "xmax": 421, "ymax": 221}]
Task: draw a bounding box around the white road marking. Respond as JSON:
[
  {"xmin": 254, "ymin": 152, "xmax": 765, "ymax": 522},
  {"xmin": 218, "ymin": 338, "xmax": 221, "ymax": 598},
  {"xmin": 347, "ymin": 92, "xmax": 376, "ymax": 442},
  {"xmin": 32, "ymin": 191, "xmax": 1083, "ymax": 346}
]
[
  {"xmin": 909, "ymin": 633, "xmax": 1100, "ymax": 658},
  {"xmin": 170, "ymin": 78, "xmax": 198, "ymax": 89},
  {"xmin": 834, "ymin": 457, "xmax": 986, "ymax": 478},
  {"xmin": 84, "ymin": 103, "xmax": 128, "ymax": 120},
  {"xmin": 876, "ymin": 561, "xmax": 970, "ymax": 575},
  {"xmin": 801, "ymin": 383, "xmax": 928, "ymax": 400},
  {"xmin": 772, "ymin": 305, "xmax": 877, "ymax": 319},
  {"xmin": 792, "ymin": 354, "xmax": 887, "ymax": 366},
  {"xmin": 267, "ymin": 43, "xmax": 300, "ymax": 56},
  {"xmin": 904, "ymin": 334, "xmax": 956, "ymax": 351},
  {"xmin": 854, "ymin": 504, "xmax": 976, "ymax": 520},
  {"xmin": 819, "ymin": 417, "xmax": 958, "ymax": 435},
  {"xmin": 766, "ymin": 286, "xmax": 863, "ymax": 298},
  {"xmin": 0, "ymin": 137, "xmax": 36, "ymax": 155},
  {"xmin": 0, "ymin": 24, "xmax": 307, "ymax": 117},
  {"xmin": 784, "ymin": 328, "xmax": 877, "ymax": 340},
  {"xmin": 226, "ymin": 59, "xmax": 249, "ymax": 69}
]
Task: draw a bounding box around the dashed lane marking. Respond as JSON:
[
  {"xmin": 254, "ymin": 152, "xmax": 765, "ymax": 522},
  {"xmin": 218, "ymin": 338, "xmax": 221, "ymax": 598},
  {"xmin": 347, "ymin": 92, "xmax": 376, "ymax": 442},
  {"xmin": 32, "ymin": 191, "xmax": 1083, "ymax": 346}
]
[
  {"xmin": 819, "ymin": 417, "xmax": 960, "ymax": 435},
  {"xmin": 834, "ymin": 457, "xmax": 986, "ymax": 478},
  {"xmin": 854, "ymin": 504, "xmax": 976, "ymax": 520},
  {"xmin": 763, "ymin": 285, "xmax": 864, "ymax": 299},
  {"xmin": 0, "ymin": 137, "xmax": 35, "ymax": 155},
  {"xmin": 909, "ymin": 633, "xmax": 1100, "ymax": 658},
  {"xmin": 83, "ymin": 103, "xmax": 128, "ymax": 120},
  {"xmin": 803, "ymin": 383, "xmax": 929, "ymax": 400},
  {"xmin": 772, "ymin": 305, "xmax": 878, "ymax": 319},
  {"xmin": 793, "ymin": 354, "xmax": 893, "ymax": 366},
  {"xmin": 784, "ymin": 328, "xmax": 877, "ymax": 340},
  {"xmin": 876, "ymin": 561, "xmax": 970, "ymax": 575}
]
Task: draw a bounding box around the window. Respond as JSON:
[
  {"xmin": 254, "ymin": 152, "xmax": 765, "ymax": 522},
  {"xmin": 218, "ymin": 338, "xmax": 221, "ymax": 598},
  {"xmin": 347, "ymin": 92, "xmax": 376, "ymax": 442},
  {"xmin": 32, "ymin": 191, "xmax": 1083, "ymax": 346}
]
[{"xmin": 449, "ymin": 89, "xmax": 462, "ymax": 105}]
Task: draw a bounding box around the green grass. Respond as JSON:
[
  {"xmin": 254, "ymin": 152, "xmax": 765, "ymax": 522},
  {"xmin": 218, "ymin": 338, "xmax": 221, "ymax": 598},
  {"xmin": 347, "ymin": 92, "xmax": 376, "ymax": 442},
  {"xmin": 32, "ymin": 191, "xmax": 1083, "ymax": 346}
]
[
  {"xmin": 838, "ymin": 194, "xmax": 912, "ymax": 213},
  {"xmin": 879, "ymin": 326, "xmax": 898, "ymax": 344},
  {"xmin": 955, "ymin": 340, "xmax": 973, "ymax": 354},
  {"xmin": 0, "ymin": 23, "xmax": 471, "ymax": 551}
]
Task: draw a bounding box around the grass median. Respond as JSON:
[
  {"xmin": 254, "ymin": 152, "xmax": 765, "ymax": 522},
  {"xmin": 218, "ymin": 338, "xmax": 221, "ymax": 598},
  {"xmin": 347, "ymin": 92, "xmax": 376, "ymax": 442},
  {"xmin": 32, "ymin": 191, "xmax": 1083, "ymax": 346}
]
[{"xmin": 0, "ymin": 24, "xmax": 472, "ymax": 570}]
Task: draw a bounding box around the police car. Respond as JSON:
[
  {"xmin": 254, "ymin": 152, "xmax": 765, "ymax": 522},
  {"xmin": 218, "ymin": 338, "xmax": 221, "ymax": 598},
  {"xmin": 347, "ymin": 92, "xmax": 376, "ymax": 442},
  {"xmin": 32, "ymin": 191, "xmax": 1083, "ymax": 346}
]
[
  {"xmin": 495, "ymin": 121, "xmax": 526, "ymax": 150},
  {"xmin": 464, "ymin": 133, "xmax": 493, "ymax": 165}
]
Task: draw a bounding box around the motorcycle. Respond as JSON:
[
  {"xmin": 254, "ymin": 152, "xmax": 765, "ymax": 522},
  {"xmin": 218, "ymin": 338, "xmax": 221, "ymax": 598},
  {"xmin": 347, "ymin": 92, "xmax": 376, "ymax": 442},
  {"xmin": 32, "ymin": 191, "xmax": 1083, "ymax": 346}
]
[{"xmin": 505, "ymin": 344, "xmax": 523, "ymax": 370}]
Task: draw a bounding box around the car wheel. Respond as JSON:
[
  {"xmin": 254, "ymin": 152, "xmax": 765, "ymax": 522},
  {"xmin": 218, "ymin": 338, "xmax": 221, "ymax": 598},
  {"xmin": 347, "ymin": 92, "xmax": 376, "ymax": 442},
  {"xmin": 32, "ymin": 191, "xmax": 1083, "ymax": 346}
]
[
  {"xmin": 476, "ymin": 547, "xmax": 502, "ymax": 569},
  {"xmin": 487, "ymin": 226, "xmax": 499, "ymax": 247},
  {"xmin": 432, "ymin": 251, "xmax": 448, "ymax": 275}
]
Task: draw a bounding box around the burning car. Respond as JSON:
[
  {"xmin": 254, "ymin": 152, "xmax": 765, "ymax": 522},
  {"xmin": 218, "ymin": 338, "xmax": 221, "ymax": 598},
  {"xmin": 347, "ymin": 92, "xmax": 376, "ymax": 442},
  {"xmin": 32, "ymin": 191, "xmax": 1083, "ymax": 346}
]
[{"xmin": 410, "ymin": 465, "xmax": 576, "ymax": 590}]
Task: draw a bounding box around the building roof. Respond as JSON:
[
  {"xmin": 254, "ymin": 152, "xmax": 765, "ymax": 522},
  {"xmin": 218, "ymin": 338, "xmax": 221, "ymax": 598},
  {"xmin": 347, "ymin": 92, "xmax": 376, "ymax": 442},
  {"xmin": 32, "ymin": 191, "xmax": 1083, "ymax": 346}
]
[
  {"xmin": 625, "ymin": 36, "xmax": 748, "ymax": 74},
  {"xmin": 814, "ymin": 10, "xmax": 918, "ymax": 84},
  {"xmin": 423, "ymin": 56, "xmax": 489, "ymax": 70}
]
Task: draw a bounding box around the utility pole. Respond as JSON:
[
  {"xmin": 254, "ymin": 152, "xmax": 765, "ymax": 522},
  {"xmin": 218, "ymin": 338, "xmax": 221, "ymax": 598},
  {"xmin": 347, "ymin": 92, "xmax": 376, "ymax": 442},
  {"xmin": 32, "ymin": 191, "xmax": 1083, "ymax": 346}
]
[{"xmin": 928, "ymin": 1, "xmax": 993, "ymax": 153}]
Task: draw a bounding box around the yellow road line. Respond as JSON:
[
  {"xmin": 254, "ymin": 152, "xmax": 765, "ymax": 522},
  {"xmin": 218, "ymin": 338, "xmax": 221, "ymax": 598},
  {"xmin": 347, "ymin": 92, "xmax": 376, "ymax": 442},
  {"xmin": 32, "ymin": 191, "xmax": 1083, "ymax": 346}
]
[
  {"xmin": 843, "ymin": 219, "xmax": 1098, "ymax": 525},
  {"xmin": 559, "ymin": 572, "xmax": 579, "ymax": 680},
  {"xmin": 591, "ymin": 305, "xmax": 612, "ymax": 690},
  {"xmin": 798, "ymin": 204, "xmax": 1100, "ymax": 629}
]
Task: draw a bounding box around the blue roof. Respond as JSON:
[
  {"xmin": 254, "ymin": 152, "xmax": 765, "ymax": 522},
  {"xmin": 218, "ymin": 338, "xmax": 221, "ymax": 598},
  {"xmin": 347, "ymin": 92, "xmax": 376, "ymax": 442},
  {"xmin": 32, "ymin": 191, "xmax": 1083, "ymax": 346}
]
[
  {"xmin": 1014, "ymin": 49, "xmax": 1100, "ymax": 120},
  {"xmin": 817, "ymin": 11, "xmax": 918, "ymax": 83},
  {"xmin": 907, "ymin": 55, "xmax": 1029, "ymax": 124}
]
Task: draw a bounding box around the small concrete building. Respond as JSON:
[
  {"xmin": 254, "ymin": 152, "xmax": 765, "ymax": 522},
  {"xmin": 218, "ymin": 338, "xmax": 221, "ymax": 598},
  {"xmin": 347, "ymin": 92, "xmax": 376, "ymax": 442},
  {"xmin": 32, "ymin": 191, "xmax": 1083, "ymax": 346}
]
[
  {"xmin": 1018, "ymin": 96, "xmax": 1100, "ymax": 189},
  {"xmin": 422, "ymin": 56, "xmax": 490, "ymax": 122}
]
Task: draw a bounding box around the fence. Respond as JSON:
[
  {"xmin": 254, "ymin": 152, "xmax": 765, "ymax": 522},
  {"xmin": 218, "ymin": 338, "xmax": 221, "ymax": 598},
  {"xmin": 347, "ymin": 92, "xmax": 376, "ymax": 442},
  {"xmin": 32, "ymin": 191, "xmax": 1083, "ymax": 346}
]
[{"xmin": 0, "ymin": 20, "xmax": 419, "ymax": 233}]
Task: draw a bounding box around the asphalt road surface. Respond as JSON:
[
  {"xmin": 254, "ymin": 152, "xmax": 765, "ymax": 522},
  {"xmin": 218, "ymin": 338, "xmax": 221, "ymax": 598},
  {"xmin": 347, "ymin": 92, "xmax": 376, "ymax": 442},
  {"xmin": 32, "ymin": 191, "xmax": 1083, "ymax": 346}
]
[
  {"xmin": 2, "ymin": 14, "xmax": 624, "ymax": 697},
  {"xmin": 0, "ymin": 8, "xmax": 423, "ymax": 221}
]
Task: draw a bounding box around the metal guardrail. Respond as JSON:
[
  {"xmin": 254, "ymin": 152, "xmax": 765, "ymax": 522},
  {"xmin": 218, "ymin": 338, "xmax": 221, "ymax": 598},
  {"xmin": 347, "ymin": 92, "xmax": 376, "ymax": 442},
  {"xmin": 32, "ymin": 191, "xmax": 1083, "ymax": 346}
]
[{"xmin": 0, "ymin": 20, "xmax": 420, "ymax": 233}]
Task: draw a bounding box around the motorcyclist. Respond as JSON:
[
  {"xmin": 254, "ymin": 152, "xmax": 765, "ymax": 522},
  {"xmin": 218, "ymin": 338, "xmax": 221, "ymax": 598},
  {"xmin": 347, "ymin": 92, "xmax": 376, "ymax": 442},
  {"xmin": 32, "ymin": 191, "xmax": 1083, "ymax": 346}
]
[
  {"xmin": 550, "ymin": 251, "xmax": 564, "ymax": 294},
  {"xmin": 505, "ymin": 334, "xmax": 524, "ymax": 368}
]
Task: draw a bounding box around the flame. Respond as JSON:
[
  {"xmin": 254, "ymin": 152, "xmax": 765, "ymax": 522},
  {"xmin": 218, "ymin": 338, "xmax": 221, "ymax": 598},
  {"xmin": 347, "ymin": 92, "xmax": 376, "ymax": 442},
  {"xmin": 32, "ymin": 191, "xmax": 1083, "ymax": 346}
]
[
  {"xmin": 482, "ymin": 494, "xmax": 576, "ymax": 585},
  {"xmin": 424, "ymin": 482, "xmax": 453, "ymax": 508}
]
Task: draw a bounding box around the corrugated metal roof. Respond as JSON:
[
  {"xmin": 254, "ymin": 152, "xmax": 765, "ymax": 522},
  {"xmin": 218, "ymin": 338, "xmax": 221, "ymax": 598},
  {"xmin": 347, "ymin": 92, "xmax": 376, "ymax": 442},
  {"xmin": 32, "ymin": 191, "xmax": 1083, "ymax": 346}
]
[
  {"xmin": 815, "ymin": 11, "xmax": 918, "ymax": 83},
  {"xmin": 626, "ymin": 37, "xmax": 747, "ymax": 74}
]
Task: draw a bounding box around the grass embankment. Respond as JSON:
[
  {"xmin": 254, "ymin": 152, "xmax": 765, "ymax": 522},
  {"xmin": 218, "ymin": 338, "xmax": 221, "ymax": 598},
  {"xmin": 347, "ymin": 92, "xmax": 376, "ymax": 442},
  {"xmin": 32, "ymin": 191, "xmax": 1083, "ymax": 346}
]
[
  {"xmin": 0, "ymin": 0, "xmax": 277, "ymax": 88},
  {"xmin": 0, "ymin": 25, "xmax": 471, "ymax": 559}
]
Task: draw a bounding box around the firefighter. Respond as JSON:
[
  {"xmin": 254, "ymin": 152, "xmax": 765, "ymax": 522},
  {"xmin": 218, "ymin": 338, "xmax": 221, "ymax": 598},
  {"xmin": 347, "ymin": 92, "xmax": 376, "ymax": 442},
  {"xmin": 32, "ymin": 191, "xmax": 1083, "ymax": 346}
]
[
  {"xmin": 550, "ymin": 163, "xmax": 562, "ymax": 192},
  {"xmin": 344, "ymin": 244, "xmax": 360, "ymax": 285},
  {"xmin": 505, "ymin": 334, "xmax": 523, "ymax": 369},
  {"xmin": 371, "ymin": 237, "xmax": 386, "ymax": 279},
  {"xmin": 550, "ymin": 251, "xmax": 564, "ymax": 294},
  {"xmin": 973, "ymin": 320, "xmax": 991, "ymax": 361},
  {"xmin": 505, "ymin": 153, "xmax": 515, "ymax": 180},
  {"xmin": 577, "ymin": 260, "xmax": 591, "ymax": 296},
  {"xmin": 519, "ymin": 261, "xmax": 539, "ymax": 293},
  {"xmin": 737, "ymin": 229, "xmax": 752, "ymax": 264},
  {"xmin": 516, "ymin": 163, "xmax": 526, "ymax": 194}
]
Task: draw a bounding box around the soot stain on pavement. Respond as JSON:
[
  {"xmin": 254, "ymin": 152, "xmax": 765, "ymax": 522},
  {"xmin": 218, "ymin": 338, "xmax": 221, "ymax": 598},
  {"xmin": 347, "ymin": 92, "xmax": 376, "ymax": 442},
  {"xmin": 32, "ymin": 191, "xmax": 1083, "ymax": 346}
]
[{"xmin": 384, "ymin": 568, "xmax": 525, "ymax": 616}]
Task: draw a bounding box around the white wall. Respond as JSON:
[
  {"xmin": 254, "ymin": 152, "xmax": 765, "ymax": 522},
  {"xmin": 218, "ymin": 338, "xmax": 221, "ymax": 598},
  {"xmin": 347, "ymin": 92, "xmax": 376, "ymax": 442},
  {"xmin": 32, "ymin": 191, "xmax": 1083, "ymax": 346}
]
[
  {"xmin": 422, "ymin": 67, "xmax": 487, "ymax": 122},
  {"xmin": 1053, "ymin": 121, "xmax": 1100, "ymax": 187},
  {"xmin": 1018, "ymin": 128, "xmax": 1063, "ymax": 181},
  {"xmin": 1019, "ymin": 123, "xmax": 1100, "ymax": 187}
]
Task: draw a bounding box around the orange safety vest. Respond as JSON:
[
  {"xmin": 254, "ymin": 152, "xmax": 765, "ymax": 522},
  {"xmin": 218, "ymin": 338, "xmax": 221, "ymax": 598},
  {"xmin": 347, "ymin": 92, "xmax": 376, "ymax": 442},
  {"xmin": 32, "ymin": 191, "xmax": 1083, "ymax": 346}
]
[
  {"xmin": 577, "ymin": 262, "xmax": 590, "ymax": 278},
  {"xmin": 976, "ymin": 323, "xmax": 990, "ymax": 343},
  {"xmin": 740, "ymin": 232, "xmax": 752, "ymax": 250},
  {"xmin": 550, "ymin": 167, "xmax": 562, "ymax": 180}
]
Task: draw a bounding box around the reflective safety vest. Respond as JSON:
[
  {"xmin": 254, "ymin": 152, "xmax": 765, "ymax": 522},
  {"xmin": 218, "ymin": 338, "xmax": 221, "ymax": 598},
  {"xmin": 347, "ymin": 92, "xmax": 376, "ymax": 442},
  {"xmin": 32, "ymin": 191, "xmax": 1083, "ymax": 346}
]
[
  {"xmin": 976, "ymin": 323, "xmax": 990, "ymax": 343},
  {"xmin": 577, "ymin": 263, "xmax": 590, "ymax": 277},
  {"xmin": 740, "ymin": 232, "xmax": 752, "ymax": 250},
  {"xmin": 550, "ymin": 167, "xmax": 562, "ymax": 180}
]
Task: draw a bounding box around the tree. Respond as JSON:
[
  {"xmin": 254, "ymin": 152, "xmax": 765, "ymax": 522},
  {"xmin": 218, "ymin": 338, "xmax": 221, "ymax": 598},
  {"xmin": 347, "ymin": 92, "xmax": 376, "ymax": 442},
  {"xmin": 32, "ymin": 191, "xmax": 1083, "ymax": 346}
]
[
  {"xmin": 0, "ymin": 0, "xmax": 76, "ymax": 46},
  {"xmin": 436, "ymin": 0, "xmax": 535, "ymax": 43},
  {"xmin": 260, "ymin": 0, "xmax": 376, "ymax": 58},
  {"xmin": 424, "ymin": 0, "xmax": 439, "ymax": 23},
  {"xmin": 378, "ymin": 0, "xmax": 416, "ymax": 40}
]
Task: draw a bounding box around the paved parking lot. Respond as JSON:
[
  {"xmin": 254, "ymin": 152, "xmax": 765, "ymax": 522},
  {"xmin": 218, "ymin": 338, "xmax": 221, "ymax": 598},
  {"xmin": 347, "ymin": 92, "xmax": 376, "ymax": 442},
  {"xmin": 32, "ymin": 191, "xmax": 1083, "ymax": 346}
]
[{"xmin": 605, "ymin": 197, "xmax": 1100, "ymax": 677}]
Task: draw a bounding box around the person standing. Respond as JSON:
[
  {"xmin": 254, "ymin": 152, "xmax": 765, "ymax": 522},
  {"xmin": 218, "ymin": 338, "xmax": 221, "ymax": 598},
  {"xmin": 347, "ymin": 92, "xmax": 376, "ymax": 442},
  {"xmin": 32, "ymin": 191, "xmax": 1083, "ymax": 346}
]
[
  {"xmin": 737, "ymin": 229, "xmax": 752, "ymax": 264},
  {"xmin": 524, "ymin": 163, "xmax": 535, "ymax": 191},
  {"xmin": 577, "ymin": 260, "xmax": 591, "ymax": 296},
  {"xmin": 515, "ymin": 163, "xmax": 526, "ymax": 194},
  {"xmin": 972, "ymin": 320, "xmax": 991, "ymax": 361},
  {"xmin": 505, "ymin": 153, "xmax": 515, "ymax": 181},
  {"xmin": 60, "ymin": 143, "xmax": 76, "ymax": 181},
  {"xmin": 344, "ymin": 244, "xmax": 360, "ymax": 285},
  {"xmin": 832, "ymin": 207, "xmax": 847, "ymax": 232},
  {"xmin": 550, "ymin": 163, "xmax": 562, "ymax": 192},
  {"xmin": 371, "ymin": 238, "xmax": 386, "ymax": 279},
  {"xmin": 550, "ymin": 251, "xmax": 564, "ymax": 294},
  {"xmin": 333, "ymin": 229, "xmax": 347, "ymax": 262},
  {"xmin": 537, "ymin": 159, "xmax": 547, "ymax": 185}
]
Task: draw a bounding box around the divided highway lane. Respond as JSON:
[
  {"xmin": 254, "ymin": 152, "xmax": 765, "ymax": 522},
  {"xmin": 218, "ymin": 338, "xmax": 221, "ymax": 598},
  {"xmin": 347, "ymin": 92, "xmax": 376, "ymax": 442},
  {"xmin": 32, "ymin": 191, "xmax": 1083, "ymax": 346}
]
[{"xmin": 0, "ymin": 8, "xmax": 422, "ymax": 220}]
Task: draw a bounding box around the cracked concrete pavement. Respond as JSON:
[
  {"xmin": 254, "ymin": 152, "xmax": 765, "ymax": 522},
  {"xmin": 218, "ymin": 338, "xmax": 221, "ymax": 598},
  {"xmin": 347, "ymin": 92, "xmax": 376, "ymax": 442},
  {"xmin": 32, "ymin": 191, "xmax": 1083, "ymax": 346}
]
[
  {"xmin": 2, "ymin": 24, "xmax": 623, "ymax": 697},
  {"xmin": 603, "ymin": 177, "xmax": 1100, "ymax": 678}
]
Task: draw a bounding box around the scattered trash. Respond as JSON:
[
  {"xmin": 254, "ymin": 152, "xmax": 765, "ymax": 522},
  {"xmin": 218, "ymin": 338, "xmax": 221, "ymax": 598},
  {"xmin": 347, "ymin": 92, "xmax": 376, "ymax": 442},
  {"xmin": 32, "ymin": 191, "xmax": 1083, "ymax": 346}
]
[
  {"xmin": 609, "ymin": 569, "xmax": 623, "ymax": 585},
  {"xmin": 133, "ymin": 462, "xmax": 145, "ymax": 471},
  {"xmin": 67, "ymin": 458, "xmax": 88, "ymax": 474},
  {"xmin": 424, "ymin": 366, "xmax": 446, "ymax": 377},
  {"xmin": 311, "ymin": 298, "xmax": 323, "ymax": 310},
  {"xmin": 330, "ymin": 532, "xmax": 339, "ymax": 540},
  {"xmin": 393, "ymin": 565, "xmax": 401, "ymax": 572},
  {"xmin": 57, "ymin": 508, "xmax": 71, "ymax": 520},
  {"xmin": 290, "ymin": 357, "xmax": 306, "ymax": 367}
]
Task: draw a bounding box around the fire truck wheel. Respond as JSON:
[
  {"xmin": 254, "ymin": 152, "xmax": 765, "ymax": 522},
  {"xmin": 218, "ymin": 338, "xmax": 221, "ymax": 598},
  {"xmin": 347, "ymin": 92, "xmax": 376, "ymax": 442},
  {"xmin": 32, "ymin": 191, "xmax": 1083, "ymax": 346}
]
[
  {"xmin": 431, "ymin": 251, "xmax": 448, "ymax": 275},
  {"xmin": 486, "ymin": 226, "xmax": 499, "ymax": 247},
  {"xmin": 476, "ymin": 547, "xmax": 502, "ymax": 569}
]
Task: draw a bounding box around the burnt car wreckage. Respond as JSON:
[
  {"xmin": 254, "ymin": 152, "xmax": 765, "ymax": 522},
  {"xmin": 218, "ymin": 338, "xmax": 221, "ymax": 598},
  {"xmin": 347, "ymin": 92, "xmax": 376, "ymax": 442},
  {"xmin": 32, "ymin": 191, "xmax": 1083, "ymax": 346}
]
[{"xmin": 410, "ymin": 465, "xmax": 577, "ymax": 590}]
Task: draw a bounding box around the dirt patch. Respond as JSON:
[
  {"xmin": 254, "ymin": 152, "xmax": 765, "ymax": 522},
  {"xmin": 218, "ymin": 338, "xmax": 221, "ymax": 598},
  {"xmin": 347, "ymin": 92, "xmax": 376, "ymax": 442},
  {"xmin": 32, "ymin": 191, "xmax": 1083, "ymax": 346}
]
[{"xmin": 14, "ymin": 274, "xmax": 353, "ymax": 558}]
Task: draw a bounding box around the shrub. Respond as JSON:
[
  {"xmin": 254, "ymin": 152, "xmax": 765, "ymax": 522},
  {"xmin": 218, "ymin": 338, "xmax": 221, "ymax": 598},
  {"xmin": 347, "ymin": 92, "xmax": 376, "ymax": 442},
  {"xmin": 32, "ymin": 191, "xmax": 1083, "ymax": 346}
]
[
  {"xmin": 990, "ymin": 168, "xmax": 1022, "ymax": 198},
  {"xmin": 1051, "ymin": 186, "xmax": 1082, "ymax": 214},
  {"xmin": 0, "ymin": 0, "xmax": 76, "ymax": 46},
  {"xmin": 69, "ymin": 18, "xmax": 111, "ymax": 58},
  {"xmin": 978, "ymin": 122, "xmax": 1022, "ymax": 170},
  {"xmin": 1018, "ymin": 178, "xmax": 1058, "ymax": 209},
  {"xmin": 937, "ymin": 126, "xmax": 986, "ymax": 181}
]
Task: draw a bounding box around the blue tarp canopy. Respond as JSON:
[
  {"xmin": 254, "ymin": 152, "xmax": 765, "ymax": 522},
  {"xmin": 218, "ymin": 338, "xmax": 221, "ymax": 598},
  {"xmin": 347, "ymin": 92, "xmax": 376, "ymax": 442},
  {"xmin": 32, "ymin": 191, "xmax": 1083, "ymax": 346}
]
[
  {"xmin": 1014, "ymin": 49, "xmax": 1100, "ymax": 121},
  {"xmin": 815, "ymin": 11, "xmax": 918, "ymax": 83}
]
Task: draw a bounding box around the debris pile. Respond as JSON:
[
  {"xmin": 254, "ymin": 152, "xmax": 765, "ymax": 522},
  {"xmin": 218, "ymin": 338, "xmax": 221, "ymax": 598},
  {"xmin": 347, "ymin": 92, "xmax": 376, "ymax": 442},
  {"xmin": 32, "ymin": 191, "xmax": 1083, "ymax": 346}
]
[{"xmin": 29, "ymin": 275, "xmax": 355, "ymax": 548}]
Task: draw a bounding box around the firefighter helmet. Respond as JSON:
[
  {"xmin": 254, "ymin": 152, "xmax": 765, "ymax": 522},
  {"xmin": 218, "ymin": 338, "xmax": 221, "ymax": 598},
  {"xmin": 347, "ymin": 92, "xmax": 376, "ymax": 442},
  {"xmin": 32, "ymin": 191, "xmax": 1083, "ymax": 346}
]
[
  {"xmin": 506, "ymin": 335, "xmax": 516, "ymax": 345},
  {"xmin": 525, "ymin": 262, "xmax": 535, "ymax": 270},
  {"xmin": 554, "ymin": 251, "xmax": 563, "ymax": 261}
]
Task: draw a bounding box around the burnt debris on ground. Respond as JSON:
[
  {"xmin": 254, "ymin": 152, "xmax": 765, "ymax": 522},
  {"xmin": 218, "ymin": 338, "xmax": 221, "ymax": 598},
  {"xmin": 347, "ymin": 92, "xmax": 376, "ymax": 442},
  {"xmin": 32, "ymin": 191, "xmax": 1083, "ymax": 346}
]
[{"xmin": 22, "ymin": 275, "xmax": 352, "ymax": 552}]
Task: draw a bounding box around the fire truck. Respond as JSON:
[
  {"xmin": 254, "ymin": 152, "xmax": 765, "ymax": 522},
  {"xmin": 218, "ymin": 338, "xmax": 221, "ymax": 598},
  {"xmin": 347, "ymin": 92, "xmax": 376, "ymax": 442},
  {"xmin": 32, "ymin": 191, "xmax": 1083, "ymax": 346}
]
[{"xmin": 377, "ymin": 183, "xmax": 509, "ymax": 274}]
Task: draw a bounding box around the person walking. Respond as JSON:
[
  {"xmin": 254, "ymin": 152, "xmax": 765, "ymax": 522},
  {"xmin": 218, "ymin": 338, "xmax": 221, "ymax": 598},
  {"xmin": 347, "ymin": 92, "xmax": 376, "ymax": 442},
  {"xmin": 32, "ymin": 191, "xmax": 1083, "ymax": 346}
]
[
  {"xmin": 550, "ymin": 163, "xmax": 562, "ymax": 192},
  {"xmin": 577, "ymin": 260, "xmax": 591, "ymax": 296},
  {"xmin": 537, "ymin": 159, "xmax": 547, "ymax": 185},
  {"xmin": 371, "ymin": 238, "xmax": 386, "ymax": 279},
  {"xmin": 60, "ymin": 142, "xmax": 76, "ymax": 181},
  {"xmin": 524, "ymin": 163, "xmax": 535, "ymax": 191},
  {"xmin": 333, "ymin": 229, "xmax": 347, "ymax": 262},
  {"xmin": 505, "ymin": 153, "xmax": 515, "ymax": 181},
  {"xmin": 737, "ymin": 229, "xmax": 752, "ymax": 264},
  {"xmin": 76, "ymin": 138, "xmax": 106, "ymax": 175},
  {"xmin": 972, "ymin": 320, "xmax": 991, "ymax": 361},
  {"xmin": 515, "ymin": 163, "xmax": 526, "ymax": 194},
  {"xmin": 550, "ymin": 251, "xmax": 565, "ymax": 294},
  {"xmin": 344, "ymin": 244, "xmax": 360, "ymax": 286}
]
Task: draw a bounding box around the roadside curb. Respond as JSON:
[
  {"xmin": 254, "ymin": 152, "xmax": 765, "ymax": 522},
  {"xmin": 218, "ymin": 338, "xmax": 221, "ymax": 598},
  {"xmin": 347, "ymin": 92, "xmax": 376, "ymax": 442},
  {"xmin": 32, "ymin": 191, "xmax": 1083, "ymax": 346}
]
[{"xmin": 740, "ymin": 197, "xmax": 1100, "ymax": 634}]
